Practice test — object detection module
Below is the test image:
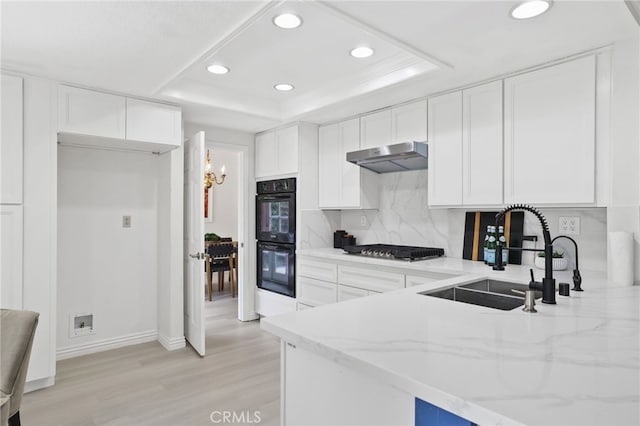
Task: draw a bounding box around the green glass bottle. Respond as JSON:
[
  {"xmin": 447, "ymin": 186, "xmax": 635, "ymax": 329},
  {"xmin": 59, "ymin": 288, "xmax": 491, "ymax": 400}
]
[
  {"xmin": 483, "ymin": 225, "xmax": 490, "ymax": 264},
  {"xmin": 498, "ymin": 225, "xmax": 508, "ymax": 265},
  {"xmin": 486, "ymin": 226, "xmax": 497, "ymax": 265}
]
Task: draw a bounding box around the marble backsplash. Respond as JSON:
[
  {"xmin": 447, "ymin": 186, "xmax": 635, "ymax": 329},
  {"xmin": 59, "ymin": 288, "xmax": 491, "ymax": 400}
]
[{"xmin": 337, "ymin": 170, "xmax": 608, "ymax": 272}]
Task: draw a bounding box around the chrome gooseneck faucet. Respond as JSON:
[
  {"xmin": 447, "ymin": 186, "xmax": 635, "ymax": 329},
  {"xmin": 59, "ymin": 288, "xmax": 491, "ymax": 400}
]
[
  {"xmin": 552, "ymin": 235, "xmax": 583, "ymax": 291},
  {"xmin": 493, "ymin": 205, "xmax": 556, "ymax": 305}
]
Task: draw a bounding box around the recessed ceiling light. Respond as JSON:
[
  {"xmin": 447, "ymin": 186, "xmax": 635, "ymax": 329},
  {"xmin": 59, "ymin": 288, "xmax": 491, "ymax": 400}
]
[
  {"xmin": 273, "ymin": 13, "xmax": 302, "ymax": 29},
  {"xmin": 207, "ymin": 64, "xmax": 229, "ymax": 75},
  {"xmin": 274, "ymin": 83, "xmax": 294, "ymax": 92},
  {"xmin": 350, "ymin": 46, "xmax": 374, "ymax": 59},
  {"xmin": 510, "ymin": 0, "xmax": 552, "ymax": 19}
]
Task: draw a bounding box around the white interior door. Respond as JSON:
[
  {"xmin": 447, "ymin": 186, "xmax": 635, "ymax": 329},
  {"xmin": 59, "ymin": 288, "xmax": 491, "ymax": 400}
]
[{"xmin": 184, "ymin": 131, "xmax": 206, "ymax": 356}]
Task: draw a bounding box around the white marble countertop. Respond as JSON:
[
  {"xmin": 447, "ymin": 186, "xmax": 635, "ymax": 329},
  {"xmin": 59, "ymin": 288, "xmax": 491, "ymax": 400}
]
[{"xmin": 262, "ymin": 250, "xmax": 640, "ymax": 425}]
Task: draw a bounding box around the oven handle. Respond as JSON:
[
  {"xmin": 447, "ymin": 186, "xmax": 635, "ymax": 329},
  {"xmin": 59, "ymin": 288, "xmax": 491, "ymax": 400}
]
[{"xmin": 259, "ymin": 243, "xmax": 293, "ymax": 252}]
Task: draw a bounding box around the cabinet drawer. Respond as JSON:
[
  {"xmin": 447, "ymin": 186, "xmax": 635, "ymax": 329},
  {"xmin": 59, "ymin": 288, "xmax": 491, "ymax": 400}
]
[
  {"xmin": 337, "ymin": 265, "xmax": 404, "ymax": 293},
  {"xmin": 298, "ymin": 258, "xmax": 338, "ymax": 282},
  {"xmin": 405, "ymin": 272, "xmax": 456, "ymax": 288},
  {"xmin": 297, "ymin": 277, "xmax": 337, "ymax": 306},
  {"xmin": 337, "ymin": 284, "xmax": 369, "ymax": 302}
]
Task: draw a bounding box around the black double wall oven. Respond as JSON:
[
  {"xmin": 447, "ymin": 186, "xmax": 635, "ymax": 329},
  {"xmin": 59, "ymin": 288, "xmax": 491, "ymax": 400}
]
[{"xmin": 256, "ymin": 178, "xmax": 296, "ymax": 298}]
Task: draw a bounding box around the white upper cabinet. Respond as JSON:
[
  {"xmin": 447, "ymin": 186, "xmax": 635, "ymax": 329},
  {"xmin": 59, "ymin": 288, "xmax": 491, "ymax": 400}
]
[
  {"xmin": 125, "ymin": 98, "xmax": 181, "ymax": 146},
  {"xmin": 359, "ymin": 101, "xmax": 427, "ymax": 150},
  {"xmin": 504, "ymin": 56, "xmax": 596, "ymax": 204},
  {"xmin": 391, "ymin": 100, "xmax": 427, "ymax": 143},
  {"xmin": 319, "ymin": 118, "xmax": 378, "ymax": 209},
  {"xmin": 276, "ymin": 125, "xmax": 299, "ymax": 175},
  {"xmin": 360, "ymin": 109, "xmax": 391, "ymax": 150},
  {"xmin": 1, "ymin": 74, "xmax": 23, "ymax": 204},
  {"xmin": 462, "ymin": 81, "xmax": 503, "ymax": 205},
  {"xmin": 58, "ymin": 85, "xmax": 182, "ymax": 153},
  {"xmin": 58, "ymin": 85, "xmax": 126, "ymax": 139},
  {"xmin": 255, "ymin": 125, "xmax": 299, "ymax": 179},
  {"xmin": 255, "ymin": 131, "xmax": 277, "ymax": 178},
  {"xmin": 428, "ymin": 91, "xmax": 463, "ymax": 206}
]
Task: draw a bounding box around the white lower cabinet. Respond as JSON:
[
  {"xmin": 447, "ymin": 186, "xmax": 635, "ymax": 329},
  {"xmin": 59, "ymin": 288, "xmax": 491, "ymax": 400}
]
[{"xmin": 297, "ymin": 277, "xmax": 337, "ymax": 307}]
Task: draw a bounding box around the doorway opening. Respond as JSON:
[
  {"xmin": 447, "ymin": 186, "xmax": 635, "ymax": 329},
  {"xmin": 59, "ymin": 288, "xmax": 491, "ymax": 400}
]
[{"xmin": 203, "ymin": 140, "xmax": 251, "ymax": 326}]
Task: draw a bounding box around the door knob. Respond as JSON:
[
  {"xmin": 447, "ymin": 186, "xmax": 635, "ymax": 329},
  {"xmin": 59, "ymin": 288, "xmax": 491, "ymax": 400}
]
[{"xmin": 189, "ymin": 252, "xmax": 205, "ymax": 260}]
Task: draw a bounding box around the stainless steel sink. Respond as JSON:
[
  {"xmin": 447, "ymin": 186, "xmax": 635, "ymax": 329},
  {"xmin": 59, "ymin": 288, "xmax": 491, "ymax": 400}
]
[
  {"xmin": 459, "ymin": 279, "xmax": 542, "ymax": 299},
  {"xmin": 420, "ymin": 279, "xmax": 541, "ymax": 311}
]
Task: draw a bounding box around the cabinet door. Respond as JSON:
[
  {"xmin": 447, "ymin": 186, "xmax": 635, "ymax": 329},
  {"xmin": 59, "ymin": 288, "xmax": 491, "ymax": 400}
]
[
  {"xmin": 504, "ymin": 56, "xmax": 596, "ymax": 204},
  {"xmin": 318, "ymin": 124, "xmax": 341, "ymax": 208},
  {"xmin": 125, "ymin": 98, "xmax": 181, "ymax": 146},
  {"xmin": 428, "ymin": 91, "xmax": 463, "ymax": 206},
  {"xmin": 58, "ymin": 85, "xmax": 126, "ymax": 139},
  {"xmin": 1, "ymin": 205, "xmax": 23, "ymax": 309},
  {"xmin": 462, "ymin": 81, "xmax": 503, "ymax": 205},
  {"xmin": 392, "ymin": 100, "xmax": 427, "ymax": 143},
  {"xmin": 339, "ymin": 119, "xmax": 362, "ymax": 208},
  {"xmin": 360, "ymin": 109, "xmax": 391, "ymax": 150},
  {"xmin": 1, "ymin": 74, "xmax": 23, "ymax": 204},
  {"xmin": 297, "ymin": 277, "xmax": 337, "ymax": 306},
  {"xmin": 277, "ymin": 125, "xmax": 299, "ymax": 175},
  {"xmin": 255, "ymin": 131, "xmax": 277, "ymax": 178}
]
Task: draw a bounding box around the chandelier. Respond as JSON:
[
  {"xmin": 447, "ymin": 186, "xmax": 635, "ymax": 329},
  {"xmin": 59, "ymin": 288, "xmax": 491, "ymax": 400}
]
[{"xmin": 204, "ymin": 149, "xmax": 226, "ymax": 189}]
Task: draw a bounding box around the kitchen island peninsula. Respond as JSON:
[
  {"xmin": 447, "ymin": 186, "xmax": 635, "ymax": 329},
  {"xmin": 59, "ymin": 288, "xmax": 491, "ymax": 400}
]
[{"xmin": 262, "ymin": 258, "xmax": 639, "ymax": 425}]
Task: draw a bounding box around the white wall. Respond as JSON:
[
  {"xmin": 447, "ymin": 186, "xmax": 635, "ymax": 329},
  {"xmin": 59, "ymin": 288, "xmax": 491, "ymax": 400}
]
[
  {"xmin": 205, "ymin": 146, "xmax": 239, "ymax": 240},
  {"xmin": 57, "ymin": 146, "xmax": 159, "ymax": 355},
  {"xmin": 606, "ymin": 35, "xmax": 640, "ymax": 283}
]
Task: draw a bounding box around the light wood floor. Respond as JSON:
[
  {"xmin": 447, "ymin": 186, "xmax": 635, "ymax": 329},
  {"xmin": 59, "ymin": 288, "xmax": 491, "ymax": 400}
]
[{"xmin": 21, "ymin": 286, "xmax": 281, "ymax": 426}]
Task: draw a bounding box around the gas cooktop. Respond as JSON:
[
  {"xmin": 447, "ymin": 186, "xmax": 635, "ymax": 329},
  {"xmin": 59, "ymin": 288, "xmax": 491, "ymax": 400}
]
[{"xmin": 343, "ymin": 244, "xmax": 445, "ymax": 261}]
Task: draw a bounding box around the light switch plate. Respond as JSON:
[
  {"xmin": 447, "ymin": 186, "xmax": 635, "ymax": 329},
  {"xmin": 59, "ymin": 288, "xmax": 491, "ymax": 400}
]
[
  {"xmin": 122, "ymin": 215, "xmax": 132, "ymax": 228},
  {"xmin": 360, "ymin": 215, "xmax": 367, "ymax": 227},
  {"xmin": 559, "ymin": 216, "xmax": 580, "ymax": 235}
]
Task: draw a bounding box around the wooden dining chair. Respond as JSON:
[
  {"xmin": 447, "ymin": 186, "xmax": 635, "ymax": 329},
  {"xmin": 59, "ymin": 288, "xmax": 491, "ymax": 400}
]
[{"xmin": 205, "ymin": 242, "xmax": 237, "ymax": 300}]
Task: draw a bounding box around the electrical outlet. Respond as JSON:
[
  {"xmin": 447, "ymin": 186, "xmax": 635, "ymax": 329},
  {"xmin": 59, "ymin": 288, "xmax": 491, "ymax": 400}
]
[
  {"xmin": 360, "ymin": 215, "xmax": 367, "ymax": 227},
  {"xmin": 122, "ymin": 215, "xmax": 132, "ymax": 228},
  {"xmin": 559, "ymin": 216, "xmax": 580, "ymax": 235}
]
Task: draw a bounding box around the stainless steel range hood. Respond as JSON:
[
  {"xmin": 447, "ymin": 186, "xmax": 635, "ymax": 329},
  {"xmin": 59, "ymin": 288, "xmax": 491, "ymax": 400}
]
[{"xmin": 346, "ymin": 141, "xmax": 428, "ymax": 174}]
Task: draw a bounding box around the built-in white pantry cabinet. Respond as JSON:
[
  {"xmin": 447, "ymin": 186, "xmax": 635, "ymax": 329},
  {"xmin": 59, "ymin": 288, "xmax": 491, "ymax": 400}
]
[
  {"xmin": 318, "ymin": 118, "xmax": 379, "ymax": 209},
  {"xmin": 1, "ymin": 74, "xmax": 24, "ymax": 204},
  {"xmin": 58, "ymin": 85, "xmax": 182, "ymax": 153},
  {"xmin": 255, "ymin": 125, "xmax": 299, "ymax": 178},
  {"xmin": 504, "ymin": 55, "xmax": 596, "ymax": 205},
  {"xmin": 1, "ymin": 74, "xmax": 24, "ymax": 309}
]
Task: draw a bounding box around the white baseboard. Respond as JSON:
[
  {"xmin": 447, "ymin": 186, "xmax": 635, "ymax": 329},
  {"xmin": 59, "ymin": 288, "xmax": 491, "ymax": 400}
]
[
  {"xmin": 158, "ymin": 333, "xmax": 186, "ymax": 351},
  {"xmin": 56, "ymin": 329, "xmax": 158, "ymax": 360},
  {"xmin": 25, "ymin": 376, "xmax": 55, "ymax": 393}
]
